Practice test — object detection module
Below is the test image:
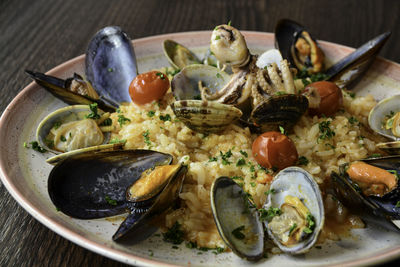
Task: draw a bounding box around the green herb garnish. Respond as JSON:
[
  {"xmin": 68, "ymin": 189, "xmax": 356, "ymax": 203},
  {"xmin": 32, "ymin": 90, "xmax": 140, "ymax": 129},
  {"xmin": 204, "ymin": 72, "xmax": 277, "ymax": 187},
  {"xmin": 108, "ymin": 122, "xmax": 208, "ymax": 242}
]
[
  {"xmin": 289, "ymin": 223, "xmax": 298, "ymax": 236},
  {"xmin": 298, "ymin": 156, "xmax": 309, "ymax": 166},
  {"xmin": 147, "ymin": 110, "xmax": 155, "ymax": 117},
  {"xmin": 159, "ymin": 114, "xmax": 171, "ymax": 122},
  {"xmin": 239, "ymin": 150, "xmax": 248, "ymax": 158},
  {"xmin": 231, "ymin": 225, "xmax": 245, "ymax": 240},
  {"xmin": 318, "ymin": 120, "xmax": 335, "ymax": 142},
  {"xmin": 53, "ymin": 121, "xmax": 62, "ymax": 130},
  {"xmin": 109, "ymin": 138, "xmax": 127, "ymax": 144},
  {"xmin": 215, "ymin": 35, "xmax": 221, "ymax": 40},
  {"xmin": 156, "ymin": 72, "xmax": 166, "ymax": 80},
  {"xmin": 259, "ymin": 207, "xmax": 282, "ymax": 222},
  {"xmin": 117, "ymin": 114, "xmax": 131, "ymax": 127},
  {"xmin": 60, "ymin": 135, "xmax": 66, "ymax": 142},
  {"xmin": 85, "ymin": 103, "xmax": 101, "ymax": 119},
  {"xmin": 209, "ymin": 156, "xmax": 218, "ymax": 162},
  {"xmin": 142, "ymin": 130, "xmax": 152, "ymax": 147},
  {"xmin": 264, "ymin": 188, "xmax": 276, "ymax": 195},
  {"xmin": 100, "ymin": 118, "xmax": 112, "ymax": 126},
  {"xmin": 162, "ymin": 222, "xmax": 184, "ymax": 244},
  {"xmin": 29, "ymin": 141, "xmax": 46, "ymax": 153},
  {"xmin": 348, "ymin": 116, "xmax": 359, "ymax": 125},
  {"xmin": 279, "ymin": 125, "xmax": 286, "ymax": 135},
  {"xmin": 105, "ymin": 195, "xmax": 117, "ymax": 205},
  {"xmin": 236, "ymin": 158, "xmax": 246, "ymax": 166}
]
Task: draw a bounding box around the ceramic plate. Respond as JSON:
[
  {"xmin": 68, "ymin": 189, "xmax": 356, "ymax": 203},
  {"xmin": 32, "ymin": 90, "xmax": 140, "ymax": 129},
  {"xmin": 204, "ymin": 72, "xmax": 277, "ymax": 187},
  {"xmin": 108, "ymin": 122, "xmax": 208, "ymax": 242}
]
[{"xmin": 1, "ymin": 31, "xmax": 400, "ymax": 267}]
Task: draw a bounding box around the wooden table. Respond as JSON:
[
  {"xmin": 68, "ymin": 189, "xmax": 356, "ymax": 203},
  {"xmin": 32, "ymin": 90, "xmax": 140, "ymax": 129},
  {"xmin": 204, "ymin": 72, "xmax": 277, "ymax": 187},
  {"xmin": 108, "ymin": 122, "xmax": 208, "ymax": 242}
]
[{"xmin": 1, "ymin": 0, "xmax": 399, "ymax": 266}]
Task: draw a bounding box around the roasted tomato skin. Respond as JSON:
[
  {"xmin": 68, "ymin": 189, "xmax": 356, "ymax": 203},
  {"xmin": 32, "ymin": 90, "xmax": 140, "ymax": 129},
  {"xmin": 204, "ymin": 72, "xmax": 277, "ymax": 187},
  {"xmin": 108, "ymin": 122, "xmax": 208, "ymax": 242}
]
[
  {"xmin": 129, "ymin": 71, "xmax": 170, "ymax": 105},
  {"xmin": 305, "ymin": 81, "xmax": 343, "ymax": 117},
  {"xmin": 252, "ymin": 131, "xmax": 298, "ymax": 170}
]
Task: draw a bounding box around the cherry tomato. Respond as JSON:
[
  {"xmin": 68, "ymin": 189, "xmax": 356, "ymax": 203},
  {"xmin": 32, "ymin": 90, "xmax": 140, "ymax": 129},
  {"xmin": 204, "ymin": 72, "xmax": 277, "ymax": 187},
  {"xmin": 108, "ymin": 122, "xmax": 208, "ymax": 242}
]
[
  {"xmin": 252, "ymin": 131, "xmax": 298, "ymax": 170},
  {"xmin": 304, "ymin": 81, "xmax": 343, "ymax": 117},
  {"xmin": 129, "ymin": 71, "xmax": 170, "ymax": 105}
]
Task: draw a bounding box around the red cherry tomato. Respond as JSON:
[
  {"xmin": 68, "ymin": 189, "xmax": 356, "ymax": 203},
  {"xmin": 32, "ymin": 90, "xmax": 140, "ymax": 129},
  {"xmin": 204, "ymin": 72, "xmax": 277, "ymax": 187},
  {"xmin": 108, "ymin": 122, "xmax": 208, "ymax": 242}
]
[
  {"xmin": 129, "ymin": 71, "xmax": 170, "ymax": 105},
  {"xmin": 252, "ymin": 131, "xmax": 298, "ymax": 170},
  {"xmin": 304, "ymin": 81, "xmax": 343, "ymax": 117}
]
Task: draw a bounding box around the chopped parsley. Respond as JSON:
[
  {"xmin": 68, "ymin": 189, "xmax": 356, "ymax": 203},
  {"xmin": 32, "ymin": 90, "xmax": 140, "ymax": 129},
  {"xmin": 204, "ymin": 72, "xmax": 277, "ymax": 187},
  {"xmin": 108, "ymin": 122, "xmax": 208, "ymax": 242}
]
[
  {"xmin": 85, "ymin": 103, "xmax": 101, "ymax": 119},
  {"xmin": 298, "ymin": 156, "xmax": 309, "ymax": 166},
  {"xmin": 166, "ymin": 68, "xmax": 181, "ymax": 76},
  {"xmin": 388, "ymin": 170, "xmax": 400, "ymax": 180},
  {"xmin": 117, "ymin": 114, "xmax": 131, "ymax": 127},
  {"xmin": 108, "ymin": 67, "xmax": 113, "ymax": 72},
  {"xmin": 23, "ymin": 142, "xmax": 29, "ymax": 148},
  {"xmin": 186, "ymin": 241, "xmax": 197, "ymax": 249},
  {"xmin": 231, "ymin": 176, "xmax": 244, "ymax": 180},
  {"xmin": 250, "ymin": 182, "xmax": 256, "ymax": 187},
  {"xmin": 275, "ymin": 91, "xmax": 287, "ymax": 96},
  {"xmin": 209, "ymin": 156, "xmax": 218, "ymax": 162},
  {"xmin": 216, "ymin": 73, "xmax": 222, "ymax": 79},
  {"xmin": 264, "ymin": 188, "xmax": 276, "ymax": 195},
  {"xmin": 289, "ymin": 223, "xmax": 298, "ymax": 236},
  {"xmin": 348, "ymin": 116, "xmax": 359, "ymax": 125},
  {"xmin": 159, "ymin": 114, "xmax": 171, "ymax": 121},
  {"xmin": 239, "ymin": 150, "xmax": 248, "ymax": 158},
  {"xmin": 147, "ymin": 110, "xmax": 155, "ymax": 117},
  {"xmin": 236, "ymin": 158, "xmax": 246, "ymax": 166},
  {"xmin": 279, "ymin": 125, "xmax": 286, "ymax": 135},
  {"xmin": 303, "ymin": 213, "xmax": 316, "ymax": 235},
  {"xmin": 60, "ymin": 135, "xmax": 67, "ymax": 142},
  {"xmin": 105, "ymin": 195, "xmax": 117, "ymax": 206},
  {"xmin": 231, "ymin": 225, "xmax": 245, "ymax": 240},
  {"xmin": 156, "ymin": 72, "xmax": 166, "ymax": 80},
  {"xmin": 100, "ymin": 118, "xmax": 112, "ymax": 126},
  {"xmin": 220, "ymin": 150, "xmax": 232, "ymax": 165},
  {"xmin": 368, "ymin": 153, "xmax": 382, "ymax": 158},
  {"xmin": 142, "ymin": 130, "xmax": 152, "ymax": 147},
  {"xmin": 259, "ymin": 207, "xmax": 282, "ymax": 222},
  {"xmin": 162, "ymin": 222, "xmax": 184, "ymax": 244},
  {"xmin": 396, "ymin": 201, "xmax": 400, "ymax": 208},
  {"xmin": 318, "ymin": 120, "xmax": 335, "ymax": 142},
  {"xmin": 249, "ymin": 163, "xmax": 256, "ymax": 172},
  {"xmin": 29, "ymin": 141, "xmax": 46, "ymax": 153},
  {"xmin": 227, "ymin": 20, "xmax": 232, "ymax": 26},
  {"xmin": 215, "ymin": 35, "xmax": 221, "ymax": 40},
  {"xmin": 53, "ymin": 121, "xmax": 62, "ymax": 130}
]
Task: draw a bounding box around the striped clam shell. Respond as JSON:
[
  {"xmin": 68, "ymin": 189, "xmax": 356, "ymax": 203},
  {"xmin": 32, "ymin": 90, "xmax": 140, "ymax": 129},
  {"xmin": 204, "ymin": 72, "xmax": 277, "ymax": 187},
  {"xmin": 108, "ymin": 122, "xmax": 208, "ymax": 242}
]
[{"xmin": 171, "ymin": 100, "xmax": 242, "ymax": 133}]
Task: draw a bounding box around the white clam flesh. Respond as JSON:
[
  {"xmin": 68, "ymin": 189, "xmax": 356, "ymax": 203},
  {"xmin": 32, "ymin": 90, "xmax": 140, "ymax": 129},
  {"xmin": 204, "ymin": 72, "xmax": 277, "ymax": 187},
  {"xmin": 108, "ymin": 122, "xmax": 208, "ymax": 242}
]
[{"xmin": 263, "ymin": 167, "xmax": 324, "ymax": 254}]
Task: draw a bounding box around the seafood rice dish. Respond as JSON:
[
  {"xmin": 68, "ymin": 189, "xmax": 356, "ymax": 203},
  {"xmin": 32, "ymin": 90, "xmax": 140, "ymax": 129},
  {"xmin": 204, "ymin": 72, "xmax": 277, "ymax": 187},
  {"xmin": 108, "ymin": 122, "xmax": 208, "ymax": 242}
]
[{"xmin": 27, "ymin": 20, "xmax": 400, "ymax": 261}]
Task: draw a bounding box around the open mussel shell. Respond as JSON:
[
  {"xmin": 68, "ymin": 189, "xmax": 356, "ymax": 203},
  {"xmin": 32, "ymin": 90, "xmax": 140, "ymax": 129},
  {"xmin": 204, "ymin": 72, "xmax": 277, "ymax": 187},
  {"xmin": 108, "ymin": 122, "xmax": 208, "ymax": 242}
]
[
  {"xmin": 331, "ymin": 156, "xmax": 400, "ymax": 231},
  {"xmin": 171, "ymin": 100, "xmax": 242, "ymax": 133},
  {"xmin": 163, "ymin": 39, "xmax": 201, "ymax": 70},
  {"xmin": 86, "ymin": 26, "xmax": 138, "ymax": 104},
  {"xmin": 171, "ymin": 64, "xmax": 230, "ymax": 101},
  {"xmin": 25, "ymin": 71, "xmax": 117, "ymax": 112},
  {"xmin": 275, "ymin": 19, "xmax": 324, "ymax": 74},
  {"xmin": 113, "ymin": 164, "xmax": 187, "ymax": 242},
  {"xmin": 211, "ymin": 177, "xmax": 264, "ymax": 261},
  {"xmin": 48, "ymin": 150, "xmax": 173, "ymax": 219},
  {"xmin": 324, "ymin": 31, "xmax": 391, "ymax": 89},
  {"xmin": 250, "ymin": 94, "xmax": 308, "ymax": 132},
  {"xmin": 264, "ymin": 167, "xmax": 324, "ymax": 254},
  {"xmin": 331, "ymin": 156, "xmax": 400, "ymax": 232}
]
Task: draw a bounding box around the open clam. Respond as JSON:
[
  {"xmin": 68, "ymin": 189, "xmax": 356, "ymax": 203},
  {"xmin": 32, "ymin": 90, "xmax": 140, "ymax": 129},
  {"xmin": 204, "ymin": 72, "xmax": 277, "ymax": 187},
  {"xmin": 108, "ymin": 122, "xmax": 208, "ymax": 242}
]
[
  {"xmin": 263, "ymin": 167, "xmax": 324, "ymax": 254},
  {"xmin": 36, "ymin": 104, "xmax": 123, "ymax": 164},
  {"xmin": 211, "ymin": 177, "xmax": 264, "ymax": 261},
  {"xmin": 368, "ymin": 95, "xmax": 400, "ymax": 155},
  {"xmin": 170, "ymin": 64, "xmax": 243, "ymax": 133},
  {"xmin": 275, "ymin": 19, "xmax": 391, "ymax": 89},
  {"xmin": 331, "ymin": 156, "xmax": 400, "ymax": 232},
  {"xmin": 48, "ymin": 149, "xmax": 187, "ymax": 241}
]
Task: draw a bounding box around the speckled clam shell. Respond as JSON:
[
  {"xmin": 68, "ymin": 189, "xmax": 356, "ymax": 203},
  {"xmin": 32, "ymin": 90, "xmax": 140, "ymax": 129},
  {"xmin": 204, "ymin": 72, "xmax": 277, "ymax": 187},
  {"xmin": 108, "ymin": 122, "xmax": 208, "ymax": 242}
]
[{"xmin": 170, "ymin": 100, "xmax": 243, "ymax": 133}]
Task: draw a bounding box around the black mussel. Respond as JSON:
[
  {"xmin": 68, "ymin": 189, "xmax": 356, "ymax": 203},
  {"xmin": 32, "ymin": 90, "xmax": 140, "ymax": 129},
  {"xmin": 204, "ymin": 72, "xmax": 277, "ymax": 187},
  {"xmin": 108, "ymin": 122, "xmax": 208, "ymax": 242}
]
[
  {"xmin": 324, "ymin": 31, "xmax": 391, "ymax": 89},
  {"xmin": 275, "ymin": 19, "xmax": 325, "ymax": 74},
  {"xmin": 113, "ymin": 164, "xmax": 187, "ymax": 241},
  {"xmin": 331, "ymin": 156, "xmax": 400, "ymax": 232},
  {"xmin": 250, "ymin": 94, "xmax": 309, "ymax": 132},
  {"xmin": 48, "ymin": 150, "xmax": 172, "ymax": 219},
  {"xmin": 85, "ymin": 26, "xmax": 138, "ymax": 104},
  {"xmin": 25, "ymin": 70, "xmax": 117, "ymax": 112}
]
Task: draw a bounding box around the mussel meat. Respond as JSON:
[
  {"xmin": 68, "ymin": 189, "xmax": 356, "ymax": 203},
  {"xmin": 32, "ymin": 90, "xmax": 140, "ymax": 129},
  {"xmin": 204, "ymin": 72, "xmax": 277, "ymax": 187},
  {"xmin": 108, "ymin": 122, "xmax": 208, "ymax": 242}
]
[
  {"xmin": 331, "ymin": 156, "xmax": 400, "ymax": 232},
  {"xmin": 48, "ymin": 149, "xmax": 187, "ymax": 241}
]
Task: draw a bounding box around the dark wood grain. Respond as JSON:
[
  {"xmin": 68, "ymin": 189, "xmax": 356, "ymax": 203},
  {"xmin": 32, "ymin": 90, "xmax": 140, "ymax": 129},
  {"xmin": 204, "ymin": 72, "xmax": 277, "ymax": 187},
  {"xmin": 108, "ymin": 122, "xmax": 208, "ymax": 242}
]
[{"xmin": 1, "ymin": 0, "xmax": 400, "ymax": 266}]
